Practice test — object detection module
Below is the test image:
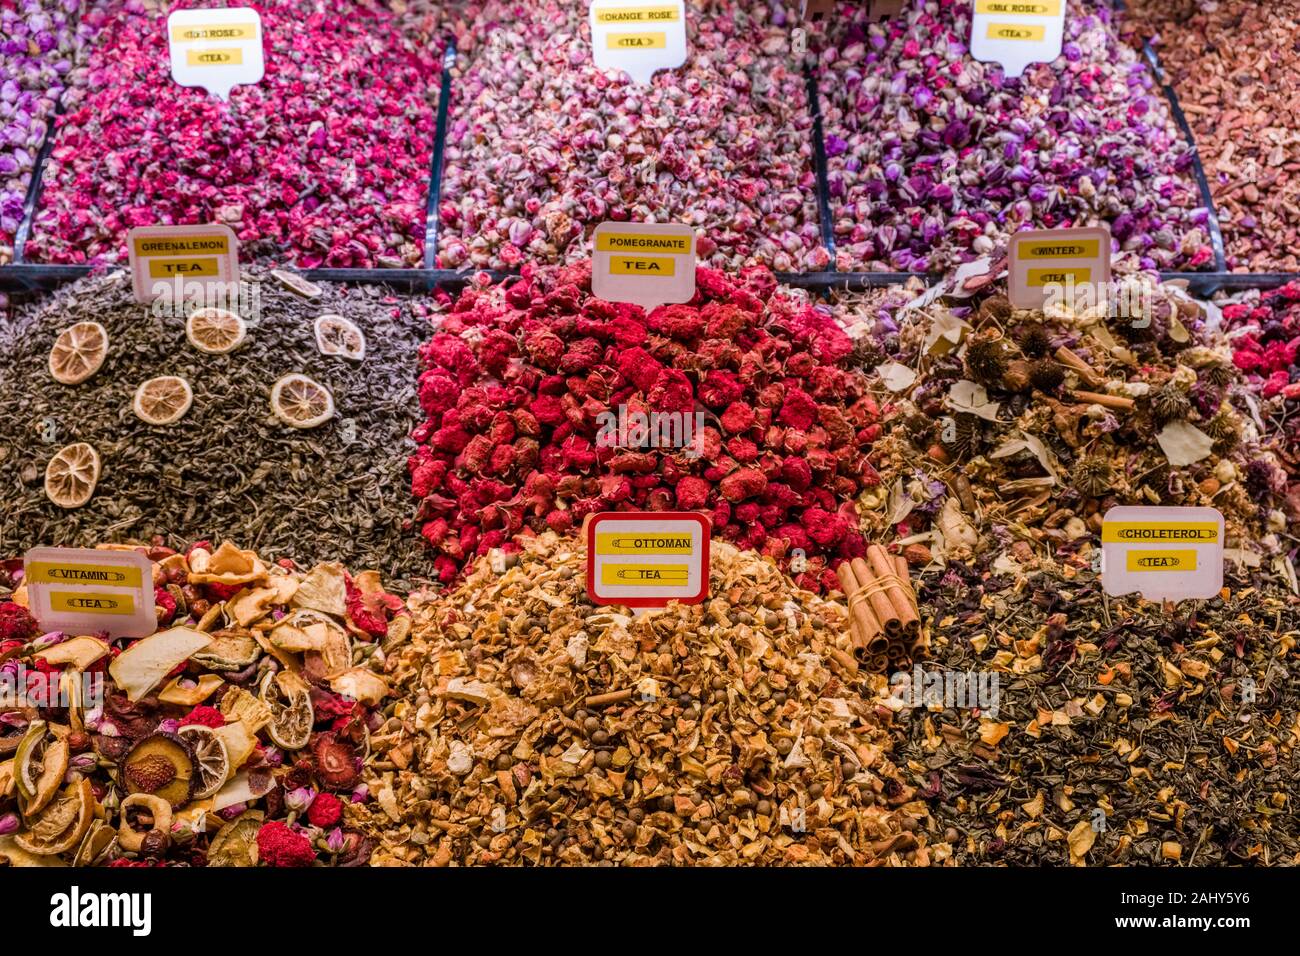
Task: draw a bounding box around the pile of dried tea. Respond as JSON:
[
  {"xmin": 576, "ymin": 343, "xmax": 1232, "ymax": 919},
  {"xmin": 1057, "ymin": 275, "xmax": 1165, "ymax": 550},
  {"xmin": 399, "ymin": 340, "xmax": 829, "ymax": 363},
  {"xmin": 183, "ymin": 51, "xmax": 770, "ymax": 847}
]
[
  {"xmin": 894, "ymin": 564, "xmax": 1300, "ymax": 866},
  {"xmin": 0, "ymin": 269, "xmax": 430, "ymax": 590},
  {"xmin": 359, "ymin": 532, "xmax": 935, "ymax": 866},
  {"xmin": 0, "ymin": 541, "xmax": 406, "ymax": 868}
]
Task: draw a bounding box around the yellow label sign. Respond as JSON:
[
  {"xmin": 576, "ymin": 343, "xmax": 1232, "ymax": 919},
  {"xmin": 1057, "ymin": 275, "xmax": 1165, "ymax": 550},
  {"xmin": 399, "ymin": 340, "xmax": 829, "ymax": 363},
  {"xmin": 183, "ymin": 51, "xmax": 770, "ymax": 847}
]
[
  {"xmin": 594, "ymin": 6, "xmax": 680, "ymax": 22},
  {"xmin": 596, "ymin": 533, "xmax": 694, "ymax": 555},
  {"xmin": 1126, "ymin": 550, "xmax": 1197, "ymax": 572},
  {"xmin": 610, "ymin": 255, "xmax": 675, "ymax": 276},
  {"xmin": 27, "ymin": 562, "xmax": 144, "ymax": 588},
  {"xmin": 596, "ymin": 233, "xmax": 691, "ymax": 253},
  {"xmin": 1102, "ymin": 522, "xmax": 1220, "ymax": 544},
  {"xmin": 49, "ymin": 591, "xmax": 136, "ymax": 616},
  {"xmin": 171, "ymin": 23, "xmax": 257, "ymax": 41},
  {"xmin": 987, "ymin": 22, "xmax": 1046, "ymax": 40},
  {"xmin": 187, "ymin": 48, "xmax": 243, "ymax": 66},
  {"xmin": 148, "ymin": 257, "xmax": 221, "ymax": 279},
  {"xmin": 131, "ymin": 235, "xmax": 231, "ymax": 257},
  {"xmin": 974, "ymin": 0, "xmax": 1061, "ymax": 14},
  {"xmin": 1026, "ymin": 266, "xmax": 1093, "ymax": 287},
  {"xmin": 600, "ymin": 564, "xmax": 690, "ymax": 586},
  {"xmin": 1020, "ymin": 239, "xmax": 1102, "ymax": 259},
  {"xmin": 608, "ymin": 32, "xmax": 666, "ymax": 49}
]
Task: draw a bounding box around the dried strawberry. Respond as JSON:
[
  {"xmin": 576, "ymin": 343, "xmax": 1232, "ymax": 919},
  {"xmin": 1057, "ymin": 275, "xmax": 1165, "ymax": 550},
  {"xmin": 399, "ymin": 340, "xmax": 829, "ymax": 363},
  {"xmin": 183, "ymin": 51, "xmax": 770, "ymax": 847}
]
[{"xmin": 312, "ymin": 732, "xmax": 360, "ymax": 791}]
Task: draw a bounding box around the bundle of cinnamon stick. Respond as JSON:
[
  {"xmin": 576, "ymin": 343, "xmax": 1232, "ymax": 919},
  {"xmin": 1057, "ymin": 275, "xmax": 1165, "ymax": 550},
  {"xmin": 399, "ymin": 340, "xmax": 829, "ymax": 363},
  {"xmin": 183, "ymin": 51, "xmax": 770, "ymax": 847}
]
[{"xmin": 835, "ymin": 543, "xmax": 926, "ymax": 672}]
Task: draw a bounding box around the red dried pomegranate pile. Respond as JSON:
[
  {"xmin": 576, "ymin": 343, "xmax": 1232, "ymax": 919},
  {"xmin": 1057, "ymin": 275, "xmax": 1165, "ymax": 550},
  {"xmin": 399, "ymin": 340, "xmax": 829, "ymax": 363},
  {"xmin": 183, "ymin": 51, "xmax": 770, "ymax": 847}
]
[{"xmin": 409, "ymin": 262, "xmax": 880, "ymax": 592}]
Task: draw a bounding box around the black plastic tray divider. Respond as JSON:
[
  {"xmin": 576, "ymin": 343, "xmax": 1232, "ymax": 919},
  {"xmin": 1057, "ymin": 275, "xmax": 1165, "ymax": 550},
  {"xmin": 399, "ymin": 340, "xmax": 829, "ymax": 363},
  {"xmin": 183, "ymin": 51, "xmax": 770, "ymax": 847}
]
[
  {"xmin": 1140, "ymin": 39, "xmax": 1227, "ymax": 274},
  {"xmin": 423, "ymin": 40, "xmax": 458, "ymax": 283},
  {"xmin": 12, "ymin": 95, "xmax": 67, "ymax": 265},
  {"xmin": 803, "ymin": 62, "xmax": 838, "ymax": 268}
]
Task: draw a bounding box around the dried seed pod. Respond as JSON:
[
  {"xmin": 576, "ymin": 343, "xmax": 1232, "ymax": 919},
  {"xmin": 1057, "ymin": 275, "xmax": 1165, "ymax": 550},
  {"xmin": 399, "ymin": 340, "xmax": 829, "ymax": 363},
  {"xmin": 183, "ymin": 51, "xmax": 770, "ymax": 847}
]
[
  {"xmin": 1016, "ymin": 324, "xmax": 1052, "ymax": 359},
  {"xmin": 1150, "ymin": 383, "xmax": 1192, "ymax": 425},
  {"xmin": 964, "ymin": 334, "xmax": 1009, "ymax": 389},
  {"xmin": 1028, "ymin": 359, "xmax": 1065, "ymax": 394},
  {"xmin": 1072, "ymin": 456, "xmax": 1114, "ymax": 498}
]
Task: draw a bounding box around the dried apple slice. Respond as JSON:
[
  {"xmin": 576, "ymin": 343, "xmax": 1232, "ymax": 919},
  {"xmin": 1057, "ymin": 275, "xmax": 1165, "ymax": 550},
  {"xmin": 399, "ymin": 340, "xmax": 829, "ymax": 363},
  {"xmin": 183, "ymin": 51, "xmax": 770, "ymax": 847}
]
[
  {"xmin": 71, "ymin": 820, "xmax": 117, "ymax": 867},
  {"xmin": 35, "ymin": 636, "xmax": 110, "ymax": 671},
  {"xmin": 176, "ymin": 724, "xmax": 230, "ymax": 799},
  {"xmin": 210, "ymin": 721, "xmax": 258, "ymax": 770},
  {"xmin": 270, "ymin": 373, "xmax": 334, "ymax": 430},
  {"xmin": 44, "ymin": 442, "xmax": 100, "ymax": 509},
  {"xmin": 270, "ymin": 269, "xmax": 322, "ymax": 298},
  {"xmin": 292, "ymin": 562, "xmax": 348, "ymax": 617},
  {"xmin": 14, "ymin": 778, "xmax": 95, "ymax": 856},
  {"xmin": 157, "ymin": 674, "xmax": 224, "ymax": 706},
  {"xmin": 49, "ymin": 321, "xmax": 108, "ymax": 385},
  {"xmin": 205, "ymin": 809, "xmax": 263, "ymax": 867},
  {"xmin": 314, "ymin": 314, "xmax": 366, "ymax": 361},
  {"xmin": 108, "ymin": 626, "xmax": 213, "ymax": 702},
  {"xmin": 329, "ymin": 668, "xmax": 388, "ymax": 706},
  {"xmin": 132, "ymin": 375, "xmax": 193, "ymax": 426},
  {"xmin": 186, "ymin": 307, "xmax": 247, "ymax": 355},
  {"xmin": 117, "ymin": 793, "xmax": 170, "ymax": 853},
  {"xmin": 260, "ymin": 671, "xmax": 313, "ymax": 751}
]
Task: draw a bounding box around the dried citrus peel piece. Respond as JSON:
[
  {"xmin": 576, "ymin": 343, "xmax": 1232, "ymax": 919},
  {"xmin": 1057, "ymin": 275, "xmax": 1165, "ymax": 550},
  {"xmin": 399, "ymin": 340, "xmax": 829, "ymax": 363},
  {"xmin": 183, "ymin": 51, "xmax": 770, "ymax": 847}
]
[
  {"xmin": 133, "ymin": 376, "xmax": 194, "ymax": 425},
  {"xmin": 44, "ymin": 442, "xmax": 101, "ymax": 509},
  {"xmin": 270, "ymin": 374, "xmax": 334, "ymax": 429},
  {"xmin": 49, "ymin": 321, "xmax": 108, "ymax": 385}
]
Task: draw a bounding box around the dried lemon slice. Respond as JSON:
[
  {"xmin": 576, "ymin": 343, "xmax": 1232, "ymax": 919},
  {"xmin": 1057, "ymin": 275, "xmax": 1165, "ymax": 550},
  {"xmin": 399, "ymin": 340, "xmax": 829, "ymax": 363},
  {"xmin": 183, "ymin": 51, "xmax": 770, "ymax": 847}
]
[
  {"xmin": 44, "ymin": 442, "xmax": 101, "ymax": 509},
  {"xmin": 270, "ymin": 269, "xmax": 322, "ymax": 298},
  {"xmin": 176, "ymin": 724, "xmax": 230, "ymax": 798},
  {"xmin": 14, "ymin": 778, "xmax": 95, "ymax": 857},
  {"xmin": 186, "ymin": 307, "xmax": 247, "ymax": 354},
  {"xmin": 49, "ymin": 321, "xmax": 108, "ymax": 385},
  {"xmin": 133, "ymin": 376, "xmax": 194, "ymax": 426},
  {"xmin": 314, "ymin": 314, "xmax": 366, "ymax": 362},
  {"xmin": 261, "ymin": 671, "xmax": 314, "ymax": 751},
  {"xmin": 270, "ymin": 374, "xmax": 334, "ymax": 430}
]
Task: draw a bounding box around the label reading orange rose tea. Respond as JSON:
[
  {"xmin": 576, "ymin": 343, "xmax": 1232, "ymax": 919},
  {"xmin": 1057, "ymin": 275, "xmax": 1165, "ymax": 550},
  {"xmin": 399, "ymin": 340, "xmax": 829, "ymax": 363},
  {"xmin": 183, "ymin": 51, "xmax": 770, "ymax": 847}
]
[
  {"xmin": 127, "ymin": 224, "xmax": 240, "ymax": 304},
  {"xmin": 970, "ymin": 0, "xmax": 1064, "ymax": 77},
  {"xmin": 24, "ymin": 547, "xmax": 156, "ymax": 638},
  {"xmin": 590, "ymin": 1, "xmax": 686, "ymax": 83},
  {"xmin": 1008, "ymin": 226, "xmax": 1111, "ymax": 310},
  {"xmin": 168, "ymin": 7, "xmax": 264, "ymax": 99},
  {"xmin": 592, "ymin": 222, "xmax": 696, "ymax": 310}
]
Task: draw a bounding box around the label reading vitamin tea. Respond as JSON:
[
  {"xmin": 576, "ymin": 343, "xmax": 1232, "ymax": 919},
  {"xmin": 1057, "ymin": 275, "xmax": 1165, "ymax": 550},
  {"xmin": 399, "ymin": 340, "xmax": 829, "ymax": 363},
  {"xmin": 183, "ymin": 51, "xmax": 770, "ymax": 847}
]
[
  {"xmin": 127, "ymin": 224, "xmax": 240, "ymax": 304},
  {"xmin": 168, "ymin": 7, "xmax": 264, "ymax": 99},
  {"xmin": 587, "ymin": 512, "xmax": 710, "ymax": 608},
  {"xmin": 590, "ymin": 0, "xmax": 686, "ymax": 83},
  {"xmin": 592, "ymin": 222, "xmax": 696, "ymax": 310},
  {"xmin": 970, "ymin": 0, "xmax": 1065, "ymax": 77},
  {"xmin": 24, "ymin": 547, "xmax": 156, "ymax": 638},
  {"xmin": 1008, "ymin": 226, "xmax": 1111, "ymax": 310},
  {"xmin": 1101, "ymin": 507, "xmax": 1224, "ymax": 601}
]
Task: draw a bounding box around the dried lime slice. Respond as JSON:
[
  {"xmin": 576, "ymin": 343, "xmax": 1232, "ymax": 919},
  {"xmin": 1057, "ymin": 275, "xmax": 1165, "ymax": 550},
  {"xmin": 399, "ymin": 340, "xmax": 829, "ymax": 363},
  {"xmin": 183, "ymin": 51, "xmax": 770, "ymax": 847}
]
[
  {"xmin": 44, "ymin": 443, "xmax": 101, "ymax": 509},
  {"xmin": 260, "ymin": 671, "xmax": 314, "ymax": 751},
  {"xmin": 270, "ymin": 269, "xmax": 322, "ymax": 298},
  {"xmin": 14, "ymin": 779, "xmax": 95, "ymax": 857},
  {"xmin": 313, "ymin": 314, "xmax": 366, "ymax": 362},
  {"xmin": 133, "ymin": 376, "xmax": 194, "ymax": 426},
  {"xmin": 176, "ymin": 724, "xmax": 230, "ymax": 798},
  {"xmin": 186, "ymin": 308, "xmax": 247, "ymax": 354},
  {"xmin": 270, "ymin": 374, "xmax": 334, "ymax": 430},
  {"xmin": 49, "ymin": 321, "xmax": 108, "ymax": 385}
]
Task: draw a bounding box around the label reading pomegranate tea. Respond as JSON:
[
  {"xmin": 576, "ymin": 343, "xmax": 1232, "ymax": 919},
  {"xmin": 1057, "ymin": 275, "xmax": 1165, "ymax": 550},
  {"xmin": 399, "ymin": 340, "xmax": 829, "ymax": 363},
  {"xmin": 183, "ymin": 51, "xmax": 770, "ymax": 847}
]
[
  {"xmin": 590, "ymin": 1, "xmax": 686, "ymax": 84},
  {"xmin": 1007, "ymin": 226, "xmax": 1111, "ymax": 310},
  {"xmin": 970, "ymin": 0, "xmax": 1064, "ymax": 78},
  {"xmin": 24, "ymin": 547, "xmax": 155, "ymax": 638},
  {"xmin": 127, "ymin": 224, "xmax": 240, "ymax": 304},
  {"xmin": 586, "ymin": 512, "xmax": 710, "ymax": 608},
  {"xmin": 168, "ymin": 7, "xmax": 264, "ymax": 100},
  {"xmin": 592, "ymin": 222, "xmax": 696, "ymax": 310},
  {"xmin": 1101, "ymin": 506, "xmax": 1224, "ymax": 602}
]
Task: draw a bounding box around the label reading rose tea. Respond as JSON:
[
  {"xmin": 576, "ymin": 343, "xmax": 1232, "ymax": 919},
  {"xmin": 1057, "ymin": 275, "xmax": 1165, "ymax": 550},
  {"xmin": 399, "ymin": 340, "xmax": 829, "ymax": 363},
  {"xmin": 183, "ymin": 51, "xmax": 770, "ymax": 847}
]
[
  {"xmin": 586, "ymin": 512, "xmax": 710, "ymax": 608},
  {"xmin": 127, "ymin": 224, "xmax": 240, "ymax": 304},
  {"xmin": 1100, "ymin": 506, "xmax": 1224, "ymax": 601},
  {"xmin": 590, "ymin": 0, "xmax": 686, "ymax": 84},
  {"xmin": 592, "ymin": 221, "xmax": 696, "ymax": 310},
  {"xmin": 167, "ymin": 7, "xmax": 264, "ymax": 100},
  {"xmin": 970, "ymin": 0, "xmax": 1065, "ymax": 78},
  {"xmin": 1007, "ymin": 226, "xmax": 1111, "ymax": 310},
  {"xmin": 24, "ymin": 547, "xmax": 156, "ymax": 638}
]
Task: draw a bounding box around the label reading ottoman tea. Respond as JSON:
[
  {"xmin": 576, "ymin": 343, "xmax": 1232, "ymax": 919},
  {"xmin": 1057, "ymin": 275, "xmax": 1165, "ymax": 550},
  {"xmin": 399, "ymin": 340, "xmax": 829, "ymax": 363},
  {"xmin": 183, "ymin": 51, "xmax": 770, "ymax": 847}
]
[
  {"xmin": 590, "ymin": 1, "xmax": 686, "ymax": 83},
  {"xmin": 587, "ymin": 512, "xmax": 710, "ymax": 608},
  {"xmin": 592, "ymin": 222, "xmax": 696, "ymax": 310},
  {"xmin": 1008, "ymin": 226, "xmax": 1111, "ymax": 310},
  {"xmin": 1101, "ymin": 506, "xmax": 1224, "ymax": 601},
  {"xmin": 970, "ymin": 0, "xmax": 1064, "ymax": 78},
  {"xmin": 168, "ymin": 7, "xmax": 264, "ymax": 99},
  {"xmin": 24, "ymin": 547, "xmax": 155, "ymax": 638},
  {"xmin": 127, "ymin": 224, "xmax": 240, "ymax": 304}
]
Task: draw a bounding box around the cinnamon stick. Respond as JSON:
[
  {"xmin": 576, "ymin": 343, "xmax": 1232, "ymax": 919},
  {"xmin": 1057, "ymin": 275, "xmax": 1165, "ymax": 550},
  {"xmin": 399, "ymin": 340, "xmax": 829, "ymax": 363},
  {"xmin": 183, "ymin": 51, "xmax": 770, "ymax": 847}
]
[
  {"xmin": 1069, "ymin": 389, "xmax": 1134, "ymax": 411},
  {"xmin": 1055, "ymin": 346, "xmax": 1104, "ymax": 388},
  {"xmin": 585, "ymin": 688, "xmax": 634, "ymax": 707},
  {"xmin": 851, "ymin": 556, "xmax": 900, "ymax": 636},
  {"xmin": 867, "ymin": 545, "xmax": 919, "ymax": 635},
  {"xmin": 836, "ymin": 562, "xmax": 876, "ymax": 658},
  {"xmin": 867, "ymin": 652, "xmax": 889, "ymax": 673}
]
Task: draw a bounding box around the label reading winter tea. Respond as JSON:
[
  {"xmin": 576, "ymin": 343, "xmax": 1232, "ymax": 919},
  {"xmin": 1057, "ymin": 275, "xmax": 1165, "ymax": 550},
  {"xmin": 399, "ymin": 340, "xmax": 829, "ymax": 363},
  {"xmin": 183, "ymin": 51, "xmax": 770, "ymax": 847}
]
[
  {"xmin": 587, "ymin": 512, "xmax": 710, "ymax": 608},
  {"xmin": 128, "ymin": 224, "xmax": 240, "ymax": 304},
  {"xmin": 168, "ymin": 7, "xmax": 264, "ymax": 99},
  {"xmin": 1101, "ymin": 507, "xmax": 1224, "ymax": 601},
  {"xmin": 24, "ymin": 547, "xmax": 155, "ymax": 638},
  {"xmin": 590, "ymin": 0, "xmax": 686, "ymax": 83},
  {"xmin": 970, "ymin": 0, "xmax": 1064, "ymax": 77},
  {"xmin": 592, "ymin": 222, "xmax": 696, "ymax": 310},
  {"xmin": 1007, "ymin": 226, "xmax": 1111, "ymax": 310}
]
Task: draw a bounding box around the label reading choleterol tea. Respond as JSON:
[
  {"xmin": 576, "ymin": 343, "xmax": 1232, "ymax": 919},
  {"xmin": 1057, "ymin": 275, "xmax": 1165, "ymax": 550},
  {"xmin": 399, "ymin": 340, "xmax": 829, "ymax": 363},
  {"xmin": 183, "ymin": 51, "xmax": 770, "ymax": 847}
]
[
  {"xmin": 168, "ymin": 8, "xmax": 264, "ymax": 100},
  {"xmin": 1101, "ymin": 507, "xmax": 1224, "ymax": 601},
  {"xmin": 590, "ymin": 0, "xmax": 686, "ymax": 84},
  {"xmin": 592, "ymin": 222, "xmax": 696, "ymax": 310},
  {"xmin": 24, "ymin": 547, "xmax": 156, "ymax": 638},
  {"xmin": 128, "ymin": 224, "xmax": 240, "ymax": 304},
  {"xmin": 1008, "ymin": 226, "xmax": 1111, "ymax": 310},
  {"xmin": 587, "ymin": 512, "xmax": 710, "ymax": 608},
  {"xmin": 970, "ymin": 0, "xmax": 1064, "ymax": 78}
]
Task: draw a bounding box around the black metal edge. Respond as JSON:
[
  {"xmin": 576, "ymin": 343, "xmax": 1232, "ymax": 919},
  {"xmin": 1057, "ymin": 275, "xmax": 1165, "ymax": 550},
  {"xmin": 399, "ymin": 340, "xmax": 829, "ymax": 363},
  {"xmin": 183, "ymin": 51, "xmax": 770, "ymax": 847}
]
[
  {"xmin": 1140, "ymin": 40, "xmax": 1228, "ymax": 274},
  {"xmin": 803, "ymin": 62, "xmax": 838, "ymax": 268},
  {"xmin": 423, "ymin": 39, "xmax": 458, "ymax": 280},
  {"xmin": 12, "ymin": 94, "xmax": 67, "ymax": 264}
]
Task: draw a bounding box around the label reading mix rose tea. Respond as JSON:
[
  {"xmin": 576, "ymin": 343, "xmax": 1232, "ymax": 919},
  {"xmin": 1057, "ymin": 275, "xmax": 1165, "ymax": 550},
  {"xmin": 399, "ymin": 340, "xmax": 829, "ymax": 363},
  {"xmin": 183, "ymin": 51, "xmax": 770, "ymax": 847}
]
[
  {"xmin": 127, "ymin": 224, "xmax": 240, "ymax": 304},
  {"xmin": 24, "ymin": 547, "xmax": 156, "ymax": 638},
  {"xmin": 167, "ymin": 7, "xmax": 265, "ymax": 100},
  {"xmin": 1101, "ymin": 506, "xmax": 1225, "ymax": 601},
  {"xmin": 586, "ymin": 512, "xmax": 710, "ymax": 608},
  {"xmin": 592, "ymin": 222, "xmax": 696, "ymax": 310},
  {"xmin": 590, "ymin": 0, "xmax": 686, "ymax": 84},
  {"xmin": 970, "ymin": 0, "xmax": 1065, "ymax": 78},
  {"xmin": 1007, "ymin": 226, "xmax": 1111, "ymax": 310}
]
